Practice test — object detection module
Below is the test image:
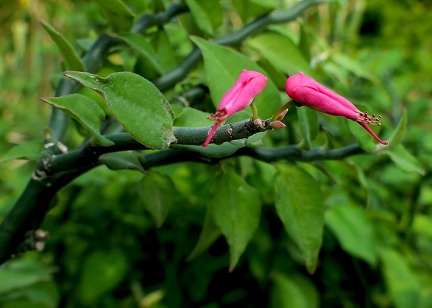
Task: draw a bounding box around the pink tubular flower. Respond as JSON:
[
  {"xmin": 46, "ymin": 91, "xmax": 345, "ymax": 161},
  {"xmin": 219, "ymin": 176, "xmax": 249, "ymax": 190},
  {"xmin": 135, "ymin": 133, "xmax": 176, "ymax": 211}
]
[
  {"xmin": 285, "ymin": 72, "xmax": 388, "ymax": 145},
  {"xmin": 202, "ymin": 70, "xmax": 267, "ymax": 147}
]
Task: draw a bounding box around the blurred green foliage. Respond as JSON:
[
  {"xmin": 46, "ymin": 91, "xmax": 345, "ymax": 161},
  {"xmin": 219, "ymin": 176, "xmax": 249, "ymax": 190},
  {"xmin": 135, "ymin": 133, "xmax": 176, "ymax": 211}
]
[{"xmin": 1, "ymin": 0, "xmax": 432, "ymax": 307}]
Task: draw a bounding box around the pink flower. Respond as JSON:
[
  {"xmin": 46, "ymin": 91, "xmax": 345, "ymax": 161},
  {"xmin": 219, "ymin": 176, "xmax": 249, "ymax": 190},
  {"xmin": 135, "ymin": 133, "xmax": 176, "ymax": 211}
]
[
  {"xmin": 202, "ymin": 70, "xmax": 267, "ymax": 147},
  {"xmin": 285, "ymin": 72, "xmax": 388, "ymax": 145}
]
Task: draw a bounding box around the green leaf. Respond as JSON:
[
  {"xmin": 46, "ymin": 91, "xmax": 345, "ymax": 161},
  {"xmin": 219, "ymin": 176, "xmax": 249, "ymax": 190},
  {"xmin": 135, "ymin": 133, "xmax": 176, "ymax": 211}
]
[
  {"xmin": 274, "ymin": 163, "xmax": 324, "ymax": 274},
  {"xmin": 185, "ymin": 0, "xmax": 223, "ymax": 36},
  {"xmin": 376, "ymin": 109, "xmax": 407, "ymax": 152},
  {"xmin": 297, "ymin": 107, "xmax": 318, "ymax": 148},
  {"xmin": 0, "ymin": 259, "xmax": 54, "ymax": 294},
  {"xmin": 325, "ymin": 205, "xmax": 378, "ymax": 265},
  {"xmin": 151, "ymin": 28, "xmax": 177, "ymax": 72},
  {"xmin": 350, "ymin": 162, "xmax": 370, "ymax": 206},
  {"xmin": 231, "ymin": 0, "xmax": 273, "ymax": 23},
  {"xmin": 209, "ymin": 166, "xmax": 261, "ymax": 271},
  {"xmin": 64, "ymin": 71, "xmax": 176, "ymax": 149},
  {"xmin": 78, "ymin": 250, "xmax": 128, "ymax": 303},
  {"xmin": 174, "ymin": 107, "xmax": 213, "ymax": 127},
  {"xmin": 347, "ymin": 118, "xmax": 378, "ymax": 152},
  {"xmin": 94, "ymin": 0, "xmax": 135, "ymax": 32},
  {"xmin": 0, "ymin": 141, "xmax": 42, "ymax": 163},
  {"xmin": 191, "ymin": 36, "xmax": 281, "ymax": 119},
  {"xmin": 270, "ymin": 273, "xmax": 319, "ymax": 308},
  {"xmin": 41, "ymin": 94, "xmax": 114, "ymax": 146},
  {"xmin": 413, "ymin": 214, "xmax": 432, "ymax": 240},
  {"xmin": 331, "ymin": 53, "xmax": 378, "ymax": 83},
  {"xmin": 379, "ymin": 248, "xmax": 421, "ymax": 308},
  {"xmin": 381, "ymin": 145, "xmax": 425, "ymax": 175},
  {"xmin": 139, "ymin": 171, "xmax": 175, "ymax": 227},
  {"xmin": 257, "ymin": 60, "xmax": 288, "ymax": 90},
  {"xmin": 299, "ymin": 23, "xmax": 312, "ymax": 61},
  {"xmin": 121, "ymin": 32, "xmax": 163, "ymax": 78},
  {"xmin": 99, "ymin": 152, "xmax": 144, "ymax": 172},
  {"xmin": 320, "ymin": 61, "xmax": 350, "ymax": 89},
  {"xmin": 40, "ymin": 21, "xmax": 85, "ymax": 71},
  {"xmin": 249, "ymin": 0, "xmax": 275, "ymax": 8},
  {"xmin": 0, "ymin": 281, "xmax": 59, "ymax": 308},
  {"xmin": 187, "ymin": 205, "xmax": 222, "ymax": 260},
  {"xmin": 247, "ymin": 31, "xmax": 314, "ymax": 76}
]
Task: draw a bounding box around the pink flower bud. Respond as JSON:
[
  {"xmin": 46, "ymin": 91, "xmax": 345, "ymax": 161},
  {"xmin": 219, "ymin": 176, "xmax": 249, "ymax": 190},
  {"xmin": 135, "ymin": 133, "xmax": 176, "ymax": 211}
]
[
  {"xmin": 286, "ymin": 72, "xmax": 388, "ymax": 145},
  {"xmin": 253, "ymin": 119, "xmax": 263, "ymax": 127},
  {"xmin": 270, "ymin": 120, "xmax": 286, "ymax": 129},
  {"xmin": 277, "ymin": 108, "xmax": 288, "ymax": 121},
  {"xmin": 202, "ymin": 70, "xmax": 267, "ymax": 147}
]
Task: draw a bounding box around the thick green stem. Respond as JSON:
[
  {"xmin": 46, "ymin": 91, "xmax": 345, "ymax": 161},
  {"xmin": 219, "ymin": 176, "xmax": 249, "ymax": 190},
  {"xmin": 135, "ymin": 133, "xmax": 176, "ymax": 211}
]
[{"xmin": 0, "ymin": 0, "xmax": 328, "ymax": 264}]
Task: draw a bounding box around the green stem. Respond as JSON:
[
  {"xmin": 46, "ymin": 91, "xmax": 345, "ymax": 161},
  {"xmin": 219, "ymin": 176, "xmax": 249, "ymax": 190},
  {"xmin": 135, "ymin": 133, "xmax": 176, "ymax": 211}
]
[
  {"xmin": 0, "ymin": 0, "xmax": 328, "ymax": 264},
  {"xmin": 250, "ymin": 101, "xmax": 259, "ymax": 120},
  {"xmin": 271, "ymin": 100, "xmax": 295, "ymax": 121},
  {"xmin": 154, "ymin": 0, "xmax": 326, "ymax": 91}
]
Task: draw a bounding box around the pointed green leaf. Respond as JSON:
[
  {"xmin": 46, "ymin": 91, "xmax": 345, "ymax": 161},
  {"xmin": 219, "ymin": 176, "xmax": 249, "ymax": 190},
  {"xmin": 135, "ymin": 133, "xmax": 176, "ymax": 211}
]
[
  {"xmin": 0, "ymin": 258, "xmax": 54, "ymax": 294},
  {"xmin": 376, "ymin": 109, "xmax": 407, "ymax": 152},
  {"xmin": 274, "ymin": 163, "xmax": 324, "ymax": 274},
  {"xmin": 99, "ymin": 152, "xmax": 144, "ymax": 172},
  {"xmin": 0, "ymin": 141, "xmax": 42, "ymax": 163},
  {"xmin": 209, "ymin": 166, "xmax": 261, "ymax": 271},
  {"xmin": 151, "ymin": 28, "xmax": 177, "ymax": 72},
  {"xmin": 299, "ymin": 23, "xmax": 312, "ymax": 61},
  {"xmin": 191, "ymin": 36, "xmax": 281, "ymax": 119},
  {"xmin": 139, "ymin": 171, "xmax": 175, "ymax": 227},
  {"xmin": 231, "ymin": 0, "xmax": 272, "ymax": 23},
  {"xmin": 257, "ymin": 60, "xmax": 288, "ymax": 89},
  {"xmin": 331, "ymin": 53, "xmax": 378, "ymax": 83},
  {"xmin": 381, "ymin": 145, "xmax": 425, "ymax": 175},
  {"xmin": 78, "ymin": 250, "xmax": 128, "ymax": 303},
  {"xmin": 188, "ymin": 206, "xmax": 222, "ymax": 260},
  {"xmin": 64, "ymin": 71, "xmax": 176, "ymax": 149},
  {"xmin": 94, "ymin": 0, "xmax": 135, "ymax": 32},
  {"xmin": 379, "ymin": 248, "xmax": 421, "ymax": 308},
  {"xmin": 271, "ymin": 273, "xmax": 319, "ymax": 308},
  {"xmin": 347, "ymin": 117, "xmax": 378, "ymax": 152},
  {"xmin": 325, "ymin": 205, "xmax": 378, "ymax": 265},
  {"xmin": 41, "ymin": 94, "xmax": 114, "ymax": 146},
  {"xmin": 297, "ymin": 107, "xmax": 318, "ymax": 148},
  {"xmin": 40, "ymin": 21, "xmax": 85, "ymax": 71},
  {"xmin": 185, "ymin": 0, "xmax": 222, "ymax": 36},
  {"xmin": 121, "ymin": 32, "xmax": 163, "ymax": 77},
  {"xmin": 174, "ymin": 107, "xmax": 213, "ymax": 127},
  {"xmin": 349, "ymin": 161, "xmax": 370, "ymax": 206},
  {"xmin": 247, "ymin": 31, "xmax": 314, "ymax": 76},
  {"xmin": 413, "ymin": 214, "xmax": 432, "ymax": 240}
]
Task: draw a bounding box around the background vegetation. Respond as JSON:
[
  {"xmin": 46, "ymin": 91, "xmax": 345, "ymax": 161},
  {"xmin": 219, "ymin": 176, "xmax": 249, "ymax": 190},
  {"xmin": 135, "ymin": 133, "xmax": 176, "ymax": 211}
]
[{"xmin": 1, "ymin": 0, "xmax": 431, "ymax": 307}]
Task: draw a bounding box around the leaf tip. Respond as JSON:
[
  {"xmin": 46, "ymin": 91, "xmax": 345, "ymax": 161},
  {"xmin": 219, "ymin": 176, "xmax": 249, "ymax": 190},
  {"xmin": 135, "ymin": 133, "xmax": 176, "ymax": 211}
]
[{"xmin": 63, "ymin": 70, "xmax": 79, "ymax": 80}]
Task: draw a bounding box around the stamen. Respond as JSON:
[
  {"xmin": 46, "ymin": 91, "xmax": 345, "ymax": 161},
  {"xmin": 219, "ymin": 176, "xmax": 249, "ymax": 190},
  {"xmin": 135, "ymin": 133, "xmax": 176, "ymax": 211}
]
[
  {"xmin": 207, "ymin": 109, "xmax": 227, "ymax": 122},
  {"xmin": 358, "ymin": 111, "xmax": 383, "ymax": 126}
]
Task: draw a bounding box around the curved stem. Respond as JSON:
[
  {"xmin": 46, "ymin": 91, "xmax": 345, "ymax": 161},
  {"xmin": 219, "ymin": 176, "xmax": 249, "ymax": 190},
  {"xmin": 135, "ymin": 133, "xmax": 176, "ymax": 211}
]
[
  {"xmin": 250, "ymin": 102, "xmax": 259, "ymax": 120},
  {"xmin": 0, "ymin": 0, "xmax": 329, "ymax": 264},
  {"xmin": 271, "ymin": 100, "xmax": 295, "ymax": 121},
  {"xmin": 154, "ymin": 0, "xmax": 326, "ymax": 91}
]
